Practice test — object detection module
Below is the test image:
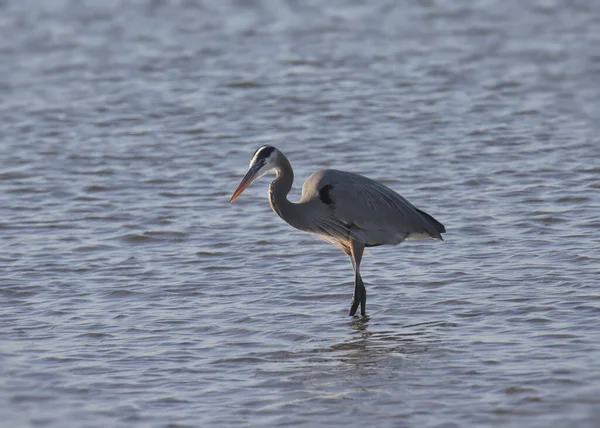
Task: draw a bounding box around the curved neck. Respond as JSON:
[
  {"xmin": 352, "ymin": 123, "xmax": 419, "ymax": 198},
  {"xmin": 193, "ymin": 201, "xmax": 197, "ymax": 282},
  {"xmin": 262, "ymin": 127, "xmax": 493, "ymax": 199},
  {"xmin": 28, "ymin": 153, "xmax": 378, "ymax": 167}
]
[{"xmin": 268, "ymin": 154, "xmax": 299, "ymax": 226}]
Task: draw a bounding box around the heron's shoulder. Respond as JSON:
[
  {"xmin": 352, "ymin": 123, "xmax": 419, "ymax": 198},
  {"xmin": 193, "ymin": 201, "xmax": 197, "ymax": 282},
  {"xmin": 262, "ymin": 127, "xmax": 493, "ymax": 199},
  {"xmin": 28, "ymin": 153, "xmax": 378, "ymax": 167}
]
[
  {"xmin": 301, "ymin": 169, "xmax": 376, "ymax": 202},
  {"xmin": 300, "ymin": 169, "xmax": 343, "ymax": 201},
  {"xmin": 305, "ymin": 169, "xmax": 366, "ymax": 186}
]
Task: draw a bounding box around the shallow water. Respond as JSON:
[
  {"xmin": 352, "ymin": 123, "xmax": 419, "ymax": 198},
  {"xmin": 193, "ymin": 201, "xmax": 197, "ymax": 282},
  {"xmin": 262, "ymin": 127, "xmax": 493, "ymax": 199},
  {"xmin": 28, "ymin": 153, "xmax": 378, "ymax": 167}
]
[{"xmin": 1, "ymin": 0, "xmax": 600, "ymax": 426}]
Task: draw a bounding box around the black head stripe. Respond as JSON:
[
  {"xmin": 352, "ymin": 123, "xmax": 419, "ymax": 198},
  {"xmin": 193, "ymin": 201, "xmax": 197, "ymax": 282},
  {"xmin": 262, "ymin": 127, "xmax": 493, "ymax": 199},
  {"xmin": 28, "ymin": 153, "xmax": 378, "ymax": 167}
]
[{"xmin": 253, "ymin": 145, "xmax": 275, "ymax": 160}]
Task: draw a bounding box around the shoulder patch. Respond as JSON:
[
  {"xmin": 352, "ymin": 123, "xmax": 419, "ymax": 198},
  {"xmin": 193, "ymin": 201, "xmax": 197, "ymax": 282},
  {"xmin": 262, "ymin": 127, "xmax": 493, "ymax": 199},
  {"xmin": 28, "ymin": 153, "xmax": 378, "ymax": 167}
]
[{"xmin": 319, "ymin": 184, "xmax": 334, "ymax": 205}]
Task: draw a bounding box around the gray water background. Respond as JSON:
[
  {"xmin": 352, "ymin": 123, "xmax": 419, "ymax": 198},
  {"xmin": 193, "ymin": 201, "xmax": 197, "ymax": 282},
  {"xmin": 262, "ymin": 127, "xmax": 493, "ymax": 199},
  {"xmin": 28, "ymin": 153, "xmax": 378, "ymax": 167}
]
[{"xmin": 1, "ymin": 0, "xmax": 600, "ymax": 426}]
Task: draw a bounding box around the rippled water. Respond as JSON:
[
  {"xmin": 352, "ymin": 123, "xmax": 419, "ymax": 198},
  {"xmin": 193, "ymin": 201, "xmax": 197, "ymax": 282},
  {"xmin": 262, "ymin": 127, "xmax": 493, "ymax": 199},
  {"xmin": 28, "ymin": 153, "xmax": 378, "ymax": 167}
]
[{"xmin": 2, "ymin": 0, "xmax": 600, "ymax": 426}]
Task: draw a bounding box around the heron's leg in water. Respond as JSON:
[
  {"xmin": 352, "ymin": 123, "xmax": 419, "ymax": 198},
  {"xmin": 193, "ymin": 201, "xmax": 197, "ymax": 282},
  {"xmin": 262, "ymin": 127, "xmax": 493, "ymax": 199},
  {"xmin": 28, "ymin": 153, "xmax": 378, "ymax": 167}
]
[
  {"xmin": 348, "ymin": 240, "xmax": 366, "ymax": 316},
  {"xmin": 349, "ymin": 274, "xmax": 366, "ymax": 316}
]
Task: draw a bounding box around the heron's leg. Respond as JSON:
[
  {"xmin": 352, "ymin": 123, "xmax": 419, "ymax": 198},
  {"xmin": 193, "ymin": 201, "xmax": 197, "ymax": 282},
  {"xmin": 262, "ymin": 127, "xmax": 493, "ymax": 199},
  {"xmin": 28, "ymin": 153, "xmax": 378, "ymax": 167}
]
[
  {"xmin": 348, "ymin": 240, "xmax": 366, "ymax": 316},
  {"xmin": 349, "ymin": 274, "xmax": 366, "ymax": 316}
]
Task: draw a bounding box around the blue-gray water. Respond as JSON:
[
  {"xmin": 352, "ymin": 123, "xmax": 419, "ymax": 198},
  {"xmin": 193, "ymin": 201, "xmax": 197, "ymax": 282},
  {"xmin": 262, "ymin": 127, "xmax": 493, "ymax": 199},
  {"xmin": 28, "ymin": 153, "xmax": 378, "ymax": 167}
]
[{"xmin": 1, "ymin": 1, "xmax": 599, "ymax": 427}]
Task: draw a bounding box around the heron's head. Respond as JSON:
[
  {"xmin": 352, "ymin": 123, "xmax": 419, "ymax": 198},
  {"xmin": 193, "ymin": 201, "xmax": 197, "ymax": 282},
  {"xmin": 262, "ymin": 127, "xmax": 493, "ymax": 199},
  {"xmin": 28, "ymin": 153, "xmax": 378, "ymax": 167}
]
[{"xmin": 229, "ymin": 145, "xmax": 280, "ymax": 203}]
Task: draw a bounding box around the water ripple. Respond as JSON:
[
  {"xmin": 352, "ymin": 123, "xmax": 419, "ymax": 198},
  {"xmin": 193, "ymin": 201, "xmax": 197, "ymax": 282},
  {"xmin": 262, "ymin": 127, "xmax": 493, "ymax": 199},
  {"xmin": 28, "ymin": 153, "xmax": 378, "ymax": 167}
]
[{"xmin": 1, "ymin": 0, "xmax": 600, "ymax": 427}]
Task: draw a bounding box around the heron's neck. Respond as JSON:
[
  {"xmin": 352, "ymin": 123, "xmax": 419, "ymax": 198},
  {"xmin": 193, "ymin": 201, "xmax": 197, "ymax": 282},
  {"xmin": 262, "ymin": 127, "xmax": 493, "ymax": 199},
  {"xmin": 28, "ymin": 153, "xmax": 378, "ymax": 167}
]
[{"xmin": 268, "ymin": 155, "xmax": 299, "ymax": 226}]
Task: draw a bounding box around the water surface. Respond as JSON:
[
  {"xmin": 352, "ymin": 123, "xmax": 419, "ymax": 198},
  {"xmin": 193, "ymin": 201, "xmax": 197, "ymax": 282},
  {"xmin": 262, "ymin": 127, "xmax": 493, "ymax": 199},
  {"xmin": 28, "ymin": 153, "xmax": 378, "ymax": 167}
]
[{"xmin": 1, "ymin": 0, "xmax": 599, "ymax": 426}]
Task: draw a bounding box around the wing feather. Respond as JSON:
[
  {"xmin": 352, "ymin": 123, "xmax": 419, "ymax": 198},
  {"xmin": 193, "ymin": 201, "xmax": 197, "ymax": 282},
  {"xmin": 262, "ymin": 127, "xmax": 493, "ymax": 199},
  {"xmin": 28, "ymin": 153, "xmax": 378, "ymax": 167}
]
[{"xmin": 302, "ymin": 169, "xmax": 443, "ymax": 245}]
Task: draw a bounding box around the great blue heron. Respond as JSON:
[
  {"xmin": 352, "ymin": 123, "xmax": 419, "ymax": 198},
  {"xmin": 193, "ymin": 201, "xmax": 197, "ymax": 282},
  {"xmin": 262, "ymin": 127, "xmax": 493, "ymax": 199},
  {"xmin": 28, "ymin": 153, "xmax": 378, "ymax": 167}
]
[{"xmin": 229, "ymin": 146, "xmax": 445, "ymax": 316}]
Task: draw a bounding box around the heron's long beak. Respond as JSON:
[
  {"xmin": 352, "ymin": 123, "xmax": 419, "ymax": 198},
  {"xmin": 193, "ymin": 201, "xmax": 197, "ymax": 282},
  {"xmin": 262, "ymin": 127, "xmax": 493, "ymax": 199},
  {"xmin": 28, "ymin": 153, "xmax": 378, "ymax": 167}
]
[{"xmin": 229, "ymin": 164, "xmax": 261, "ymax": 203}]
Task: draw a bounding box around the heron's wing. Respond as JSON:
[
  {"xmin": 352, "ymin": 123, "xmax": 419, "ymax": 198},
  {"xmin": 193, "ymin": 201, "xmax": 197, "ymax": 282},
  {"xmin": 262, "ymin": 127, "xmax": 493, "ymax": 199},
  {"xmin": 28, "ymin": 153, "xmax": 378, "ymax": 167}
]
[{"xmin": 322, "ymin": 170, "xmax": 443, "ymax": 245}]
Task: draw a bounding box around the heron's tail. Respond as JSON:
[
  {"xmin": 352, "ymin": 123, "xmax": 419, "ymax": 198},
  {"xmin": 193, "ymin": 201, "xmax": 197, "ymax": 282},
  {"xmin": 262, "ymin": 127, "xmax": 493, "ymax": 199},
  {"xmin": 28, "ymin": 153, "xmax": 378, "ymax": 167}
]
[{"xmin": 415, "ymin": 208, "xmax": 446, "ymax": 236}]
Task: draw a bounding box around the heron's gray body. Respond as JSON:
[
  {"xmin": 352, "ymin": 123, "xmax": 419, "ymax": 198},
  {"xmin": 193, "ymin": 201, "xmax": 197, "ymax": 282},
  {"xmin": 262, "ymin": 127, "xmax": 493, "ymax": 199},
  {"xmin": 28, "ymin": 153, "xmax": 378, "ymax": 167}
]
[
  {"xmin": 296, "ymin": 169, "xmax": 444, "ymax": 247},
  {"xmin": 231, "ymin": 146, "xmax": 445, "ymax": 316}
]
